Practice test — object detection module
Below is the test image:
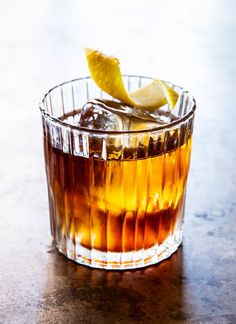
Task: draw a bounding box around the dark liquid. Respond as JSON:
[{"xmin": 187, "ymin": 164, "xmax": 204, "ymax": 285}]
[{"xmin": 44, "ymin": 134, "xmax": 192, "ymax": 253}]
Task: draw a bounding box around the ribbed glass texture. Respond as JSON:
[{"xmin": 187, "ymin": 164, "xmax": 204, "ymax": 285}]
[{"xmin": 39, "ymin": 76, "xmax": 196, "ymax": 269}]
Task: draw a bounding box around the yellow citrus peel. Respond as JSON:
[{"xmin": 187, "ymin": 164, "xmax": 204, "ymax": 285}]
[{"xmin": 85, "ymin": 48, "xmax": 178, "ymax": 110}]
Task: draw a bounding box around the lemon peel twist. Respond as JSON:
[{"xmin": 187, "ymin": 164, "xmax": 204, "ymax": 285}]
[{"xmin": 85, "ymin": 48, "xmax": 178, "ymax": 110}]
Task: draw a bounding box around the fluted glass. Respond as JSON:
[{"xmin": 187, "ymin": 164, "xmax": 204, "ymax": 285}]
[{"xmin": 39, "ymin": 76, "xmax": 196, "ymax": 269}]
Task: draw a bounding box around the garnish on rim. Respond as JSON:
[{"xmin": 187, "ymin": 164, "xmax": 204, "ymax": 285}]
[{"xmin": 85, "ymin": 48, "xmax": 178, "ymax": 110}]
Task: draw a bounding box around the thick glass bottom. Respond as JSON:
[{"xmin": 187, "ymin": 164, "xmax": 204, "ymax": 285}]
[{"xmin": 56, "ymin": 231, "xmax": 183, "ymax": 270}]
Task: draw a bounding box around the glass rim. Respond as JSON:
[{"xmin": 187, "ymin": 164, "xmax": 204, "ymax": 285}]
[{"xmin": 39, "ymin": 75, "xmax": 196, "ymax": 135}]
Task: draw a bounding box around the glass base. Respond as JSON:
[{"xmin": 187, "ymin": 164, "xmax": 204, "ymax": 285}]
[{"xmin": 56, "ymin": 232, "xmax": 183, "ymax": 270}]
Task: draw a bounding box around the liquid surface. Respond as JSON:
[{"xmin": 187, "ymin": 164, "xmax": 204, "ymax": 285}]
[{"xmin": 60, "ymin": 99, "xmax": 178, "ymax": 131}]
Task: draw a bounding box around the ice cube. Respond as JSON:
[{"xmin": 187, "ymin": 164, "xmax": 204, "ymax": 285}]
[{"xmin": 79, "ymin": 99, "xmax": 165, "ymax": 131}]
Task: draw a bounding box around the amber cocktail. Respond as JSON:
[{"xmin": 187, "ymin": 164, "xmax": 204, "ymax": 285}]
[{"xmin": 40, "ymin": 76, "xmax": 196, "ymax": 269}]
